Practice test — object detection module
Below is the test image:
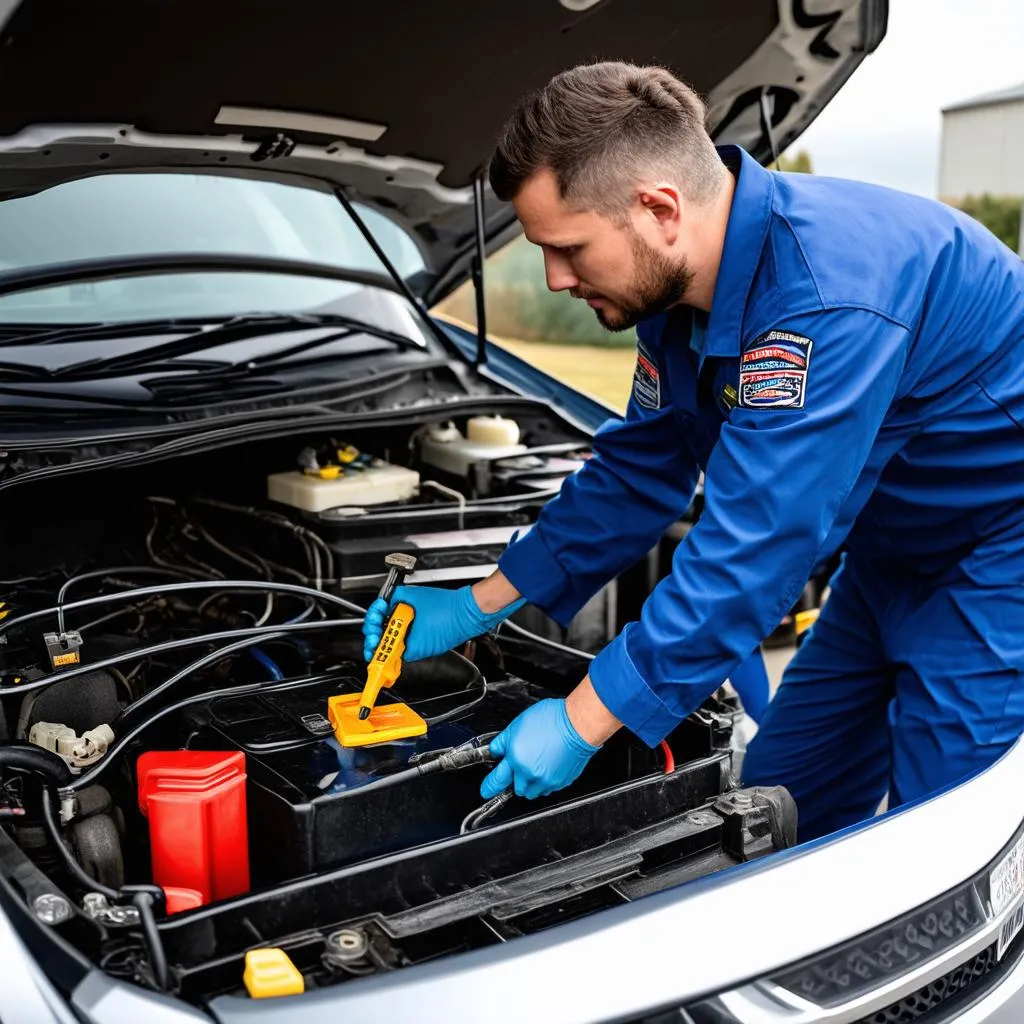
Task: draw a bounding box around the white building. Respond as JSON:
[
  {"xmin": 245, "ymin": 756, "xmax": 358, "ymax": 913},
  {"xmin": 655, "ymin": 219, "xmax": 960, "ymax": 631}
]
[{"xmin": 939, "ymin": 83, "xmax": 1024, "ymax": 200}]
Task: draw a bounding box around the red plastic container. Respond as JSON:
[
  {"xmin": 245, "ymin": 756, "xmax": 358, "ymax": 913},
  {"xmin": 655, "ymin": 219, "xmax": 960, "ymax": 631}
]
[
  {"xmin": 164, "ymin": 886, "xmax": 205, "ymax": 915},
  {"xmin": 137, "ymin": 750, "xmax": 250, "ymax": 906}
]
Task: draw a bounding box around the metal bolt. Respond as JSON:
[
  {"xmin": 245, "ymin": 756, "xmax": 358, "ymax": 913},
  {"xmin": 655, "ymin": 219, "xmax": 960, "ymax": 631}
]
[
  {"xmin": 82, "ymin": 893, "xmax": 140, "ymax": 925},
  {"xmin": 732, "ymin": 792, "xmax": 754, "ymax": 809},
  {"xmin": 688, "ymin": 811, "xmax": 718, "ymax": 827},
  {"xmin": 83, "ymin": 893, "xmax": 109, "ymax": 918},
  {"xmin": 324, "ymin": 928, "xmax": 369, "ymax": 966},
  {"xmin": 34, "ymin": 893, "xmax": 72, "ymax": 925}
]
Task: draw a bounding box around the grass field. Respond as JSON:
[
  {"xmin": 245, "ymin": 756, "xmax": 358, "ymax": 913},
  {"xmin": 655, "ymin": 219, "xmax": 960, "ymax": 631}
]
[
  {"xmin": 433, "ymin": 315, "xmax": 635, "ymax": 412},
  {"xmin": 495, "ymin": 338, "xmax": 635, "ymax": 412}
]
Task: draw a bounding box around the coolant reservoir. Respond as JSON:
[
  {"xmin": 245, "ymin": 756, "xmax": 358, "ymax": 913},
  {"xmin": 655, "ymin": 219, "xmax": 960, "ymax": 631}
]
[
  {"xmin": 267, "ymin": 463, "xmax": 420, "ymax": 513},
  {"xmin": 419, "ymin": 418, "xmax": 527, "ymax": 477},
  {"xmin": 466, "ymin": 415, "xmax": 521, "ymax": 446}
]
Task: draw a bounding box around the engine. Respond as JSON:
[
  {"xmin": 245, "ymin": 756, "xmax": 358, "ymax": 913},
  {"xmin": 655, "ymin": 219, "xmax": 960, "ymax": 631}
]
[{"xmin": 0, "ymin": 410, "xmax": 795, "ymax": 1003}]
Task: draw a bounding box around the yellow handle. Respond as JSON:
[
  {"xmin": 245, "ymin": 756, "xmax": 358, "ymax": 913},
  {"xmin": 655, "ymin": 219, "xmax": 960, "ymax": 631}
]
[{"xmin": 358, "ymin": 602, "xmax": 415, "ymax": 713}]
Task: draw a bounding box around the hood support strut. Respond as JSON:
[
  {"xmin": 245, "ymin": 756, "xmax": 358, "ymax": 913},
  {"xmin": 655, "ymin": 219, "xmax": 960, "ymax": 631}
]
[
  {"xmin": 332, "ymin": 187, "xmax": 454, "ymax": 355},
  {"xmin": 471, "ymin": 175, "xmax": 488, "ymax": 367}
]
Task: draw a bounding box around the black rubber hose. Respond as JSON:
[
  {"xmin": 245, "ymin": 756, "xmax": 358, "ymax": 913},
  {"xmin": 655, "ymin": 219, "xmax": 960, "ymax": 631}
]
[
  {"xmin": 0, "ymin": 743, "xmax": 73, "ymax": 787},
  {"xmin": 41, "ymin": 787, "xmax": 118, "ymax": 900}
]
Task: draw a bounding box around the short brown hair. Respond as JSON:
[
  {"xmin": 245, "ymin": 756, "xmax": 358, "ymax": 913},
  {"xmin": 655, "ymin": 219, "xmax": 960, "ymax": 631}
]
[{"xmin": 489, "ymin": 61, "xmax": 725, "ymax": 214}]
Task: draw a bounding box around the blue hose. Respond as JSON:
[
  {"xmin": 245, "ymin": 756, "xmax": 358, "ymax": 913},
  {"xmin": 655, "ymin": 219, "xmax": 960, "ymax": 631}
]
[
  {"xmin": 249, "ymin": 648, "xmax": 284, "ymax": 681},
  {"xmin": 249, "ymin": 604, "xmax": 320, "ymax": 679}
]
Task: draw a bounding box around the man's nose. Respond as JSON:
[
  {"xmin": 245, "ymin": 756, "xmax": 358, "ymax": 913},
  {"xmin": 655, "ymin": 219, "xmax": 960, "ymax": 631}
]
[{"xmin": 544, "ymin": 252, "xmax": 578, "ymax": 293}]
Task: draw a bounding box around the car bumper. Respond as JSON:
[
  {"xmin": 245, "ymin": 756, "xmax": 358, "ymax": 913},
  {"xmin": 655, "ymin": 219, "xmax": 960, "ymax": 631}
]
[
  {"xmin": 6, "ymin": 737, "xmax": 1023, "ymax": 1024},
  {"xmin": 204, "ymin": 734, "xmax": 1024, "ymax": 1024}
]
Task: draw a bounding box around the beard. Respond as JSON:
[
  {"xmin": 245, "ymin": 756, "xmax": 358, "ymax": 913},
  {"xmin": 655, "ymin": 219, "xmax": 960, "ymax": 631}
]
[{"xmin": 575, "ymin": 230, "xmax": 693, "ymax": 332}]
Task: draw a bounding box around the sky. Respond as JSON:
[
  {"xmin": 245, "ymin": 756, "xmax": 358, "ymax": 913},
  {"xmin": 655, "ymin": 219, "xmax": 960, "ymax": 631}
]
[{"xmin": 791, "ymin": 0, "xmax": 1024, "ymax": 197}]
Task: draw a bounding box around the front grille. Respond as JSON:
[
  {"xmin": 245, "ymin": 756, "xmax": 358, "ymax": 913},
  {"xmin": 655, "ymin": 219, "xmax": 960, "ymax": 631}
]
[{"xmin": 856, "ymin": 943, "xmax": 998, "ymax": 1024}]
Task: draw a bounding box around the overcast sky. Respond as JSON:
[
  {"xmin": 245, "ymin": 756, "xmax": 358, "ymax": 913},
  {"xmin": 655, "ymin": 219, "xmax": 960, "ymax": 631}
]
[{"xmin": 792, "ymin": 0, "xmax": 1024, "ymax": 196}]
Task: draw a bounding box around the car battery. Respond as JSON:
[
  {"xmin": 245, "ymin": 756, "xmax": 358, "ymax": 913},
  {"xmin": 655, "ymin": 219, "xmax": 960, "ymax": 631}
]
[
  {"xmin": 313, "ymin": 512, "xmax": 533, "ymax": 588},
  {"xmin": 176, "ymin": 655, "xmax": 681, "ymax": 887}
]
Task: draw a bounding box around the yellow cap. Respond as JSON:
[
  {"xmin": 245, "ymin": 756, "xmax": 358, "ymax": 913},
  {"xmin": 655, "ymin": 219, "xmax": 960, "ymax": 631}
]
[
  {"xmin": 317, "ymin": 465, "xmax": 342, "ymax": 480},
  {"xmin": 243, "ymin": 948, "xmax": 305, "ymax": 999}
]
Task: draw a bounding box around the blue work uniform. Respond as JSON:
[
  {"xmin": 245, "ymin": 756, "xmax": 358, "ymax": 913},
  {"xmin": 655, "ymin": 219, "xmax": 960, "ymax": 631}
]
[{"xmin": 499, "ymin": 145, "xmax": 1024, "ymax": 842}]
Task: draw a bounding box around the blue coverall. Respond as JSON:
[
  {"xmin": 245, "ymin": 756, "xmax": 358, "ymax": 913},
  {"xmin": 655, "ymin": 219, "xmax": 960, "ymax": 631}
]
[{"xmin": 499, "ymin": 145, "xmax": 1024, "ymax": 842}]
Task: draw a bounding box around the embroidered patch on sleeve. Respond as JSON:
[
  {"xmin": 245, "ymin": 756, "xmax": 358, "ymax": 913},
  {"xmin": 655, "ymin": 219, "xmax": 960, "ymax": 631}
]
[
  {"xmin": 738, "ymin": 330, "xmax": 813, "ymax": 409},
  {"xmin": 632, "ymin": 341, "xmax": 661, "ymax": 410}
]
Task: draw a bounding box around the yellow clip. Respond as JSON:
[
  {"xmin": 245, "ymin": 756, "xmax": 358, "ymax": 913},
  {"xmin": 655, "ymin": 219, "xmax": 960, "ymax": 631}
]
[
  {"xmin": 243, "ymin": 948, "xmax": 305, "ymax": 999},
  {"xmin": 336, "ymin": 444, "xmax": 360, "ymax": 464},
  {"xmin": 317, "ymin": 465, "xmax": 342, "ymax": 480}
]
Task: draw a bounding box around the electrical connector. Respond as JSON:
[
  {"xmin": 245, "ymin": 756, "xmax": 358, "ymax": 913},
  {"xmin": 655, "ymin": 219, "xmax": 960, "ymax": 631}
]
[
  {"xmin": 28, "ymin": 722, "xmax": 115, "ymax": 773},
  {"xmin": 43, "ymin": 631, "xmax": 82, "ymax": 670}
]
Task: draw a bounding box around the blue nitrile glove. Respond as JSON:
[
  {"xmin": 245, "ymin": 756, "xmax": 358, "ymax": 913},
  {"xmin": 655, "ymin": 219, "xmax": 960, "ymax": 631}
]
[
  {"xmin": 480, "ymin": 699, "xmax": 600, "ymax": 800},
  {"xmin": 361, "ymin": 584, "xmax": 526, "ymax": 663}
]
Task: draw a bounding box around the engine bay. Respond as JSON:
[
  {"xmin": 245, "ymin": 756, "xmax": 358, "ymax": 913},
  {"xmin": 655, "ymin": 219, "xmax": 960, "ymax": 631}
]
[{"xmin": 0, "ymin": 406, "xmax": 796, "ymax": 1007}]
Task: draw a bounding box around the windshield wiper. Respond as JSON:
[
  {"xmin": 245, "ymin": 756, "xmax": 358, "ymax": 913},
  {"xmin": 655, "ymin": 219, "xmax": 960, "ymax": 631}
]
[
  {"xmin": 0, "ymin": 316, "xmax": 240, "ymax": 348},
  {"xmin": 0, "ymin": 253, "xmax": 403, "ymax": 303},
  {"xmin": 41, "ymin": 312, "xmax": 424, "ymax": 382}
]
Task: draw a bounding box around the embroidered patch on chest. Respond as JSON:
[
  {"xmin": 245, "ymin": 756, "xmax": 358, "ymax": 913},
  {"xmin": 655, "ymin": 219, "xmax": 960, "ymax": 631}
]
[
  {"xmin": 632, "ymin": 342, "xmax": 661, "ymax": 410},
  {"xmin": 738, "ymin": 330, "xmax": 813, "ymax": 409}
]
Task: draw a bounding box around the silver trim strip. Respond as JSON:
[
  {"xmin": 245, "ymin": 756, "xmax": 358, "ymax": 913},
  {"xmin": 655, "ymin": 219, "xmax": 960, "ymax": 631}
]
[{"xmin": 719, "ymin": 892, "xmax": 1024, "ymax": 1022}]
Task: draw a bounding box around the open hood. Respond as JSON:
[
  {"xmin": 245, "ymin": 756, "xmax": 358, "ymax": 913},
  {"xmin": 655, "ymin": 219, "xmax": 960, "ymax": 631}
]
[{"xmin": 0, "ymin": 0, "xmax": 886, "ymax": 304}]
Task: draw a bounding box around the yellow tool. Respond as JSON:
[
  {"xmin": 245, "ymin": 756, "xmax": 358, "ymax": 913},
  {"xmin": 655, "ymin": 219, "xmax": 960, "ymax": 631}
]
[
  {"xmin": 357, "ymin": 600, "xmax": 414, "ymax": 719},
  {"xmin": 328, "ymin": 600, "xmax": 427, "ymax": 747},
  {"xmin": 243, "ymin": 948, "xmax": 304, "ymax": 998}
]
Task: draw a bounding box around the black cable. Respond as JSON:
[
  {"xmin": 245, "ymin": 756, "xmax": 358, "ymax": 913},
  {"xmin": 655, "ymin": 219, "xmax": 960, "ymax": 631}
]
[
  {"xmin": 132, "ymin": 892, "xmax": 170, "ymax": 992},
  {"xmin": 1, "ymin": 616, "xmax": 363, "ymax": 698},
  {"xmin": 77, "ymin": 604, "xmax": 150, "ymax": 634},
  {"xmin": 115, "ymin": 631, "xmax": 288, "ymax": 727},
  {"xmin": 41, "ymin": 788, "xmax": 118, "ymax": 900},
  {"xmin": 498, "ymin": 620, "xmax": 595, "ymax": 661},
  {"xmin": 423, "ymin": 677, "xmax": 488, "ymax": 726},
  {"xmin": 0, "ymin": 577, "xmax": 365, "ymax": 639},
  {"xmin": 55, "ymin": 566, "xmax": 195, "ymax": 634},
  {"xmin": 64, "ymin": 674, "xmax": 338, "ymax": 792},
  {"xmin": 349, "ymin": 737, "xmax": 496, "ymax": 795},
  {"xmin": 459, "ymin": 790, "xmax": 515, "ymax": 833}
]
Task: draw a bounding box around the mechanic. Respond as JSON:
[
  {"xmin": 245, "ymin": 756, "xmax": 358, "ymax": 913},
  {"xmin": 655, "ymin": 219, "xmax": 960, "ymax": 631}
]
[{"xmin": 364, "ymin": 61, "xmax": 1024, "ymax": 842}]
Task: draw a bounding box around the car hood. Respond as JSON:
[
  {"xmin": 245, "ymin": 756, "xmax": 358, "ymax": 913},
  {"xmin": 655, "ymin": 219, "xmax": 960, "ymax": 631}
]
[{"xmin": 0, "ymin": 0, "xmax": 886, "ymax": 305}]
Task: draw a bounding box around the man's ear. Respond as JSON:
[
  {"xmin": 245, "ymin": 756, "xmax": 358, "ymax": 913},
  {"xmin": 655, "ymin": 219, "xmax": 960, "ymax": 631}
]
[{"xmin": 638, "ymin": 185, "xmax": 682, "ymax": 244}]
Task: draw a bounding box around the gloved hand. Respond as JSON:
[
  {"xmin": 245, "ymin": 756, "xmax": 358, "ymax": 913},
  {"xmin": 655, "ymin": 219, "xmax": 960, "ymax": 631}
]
[
  {"xmin": 480, "ymin": 698, "xmax": 600, "ymax": 800},
  {"xmin": 361, "ymin": 584, "xmax": 525, "ymax": 663}
]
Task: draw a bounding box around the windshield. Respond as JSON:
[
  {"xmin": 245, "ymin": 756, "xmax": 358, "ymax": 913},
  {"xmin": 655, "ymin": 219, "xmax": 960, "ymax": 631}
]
[{"xmin": 0, "ymin": 172, "xmax": 427, "ymax": 324}]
